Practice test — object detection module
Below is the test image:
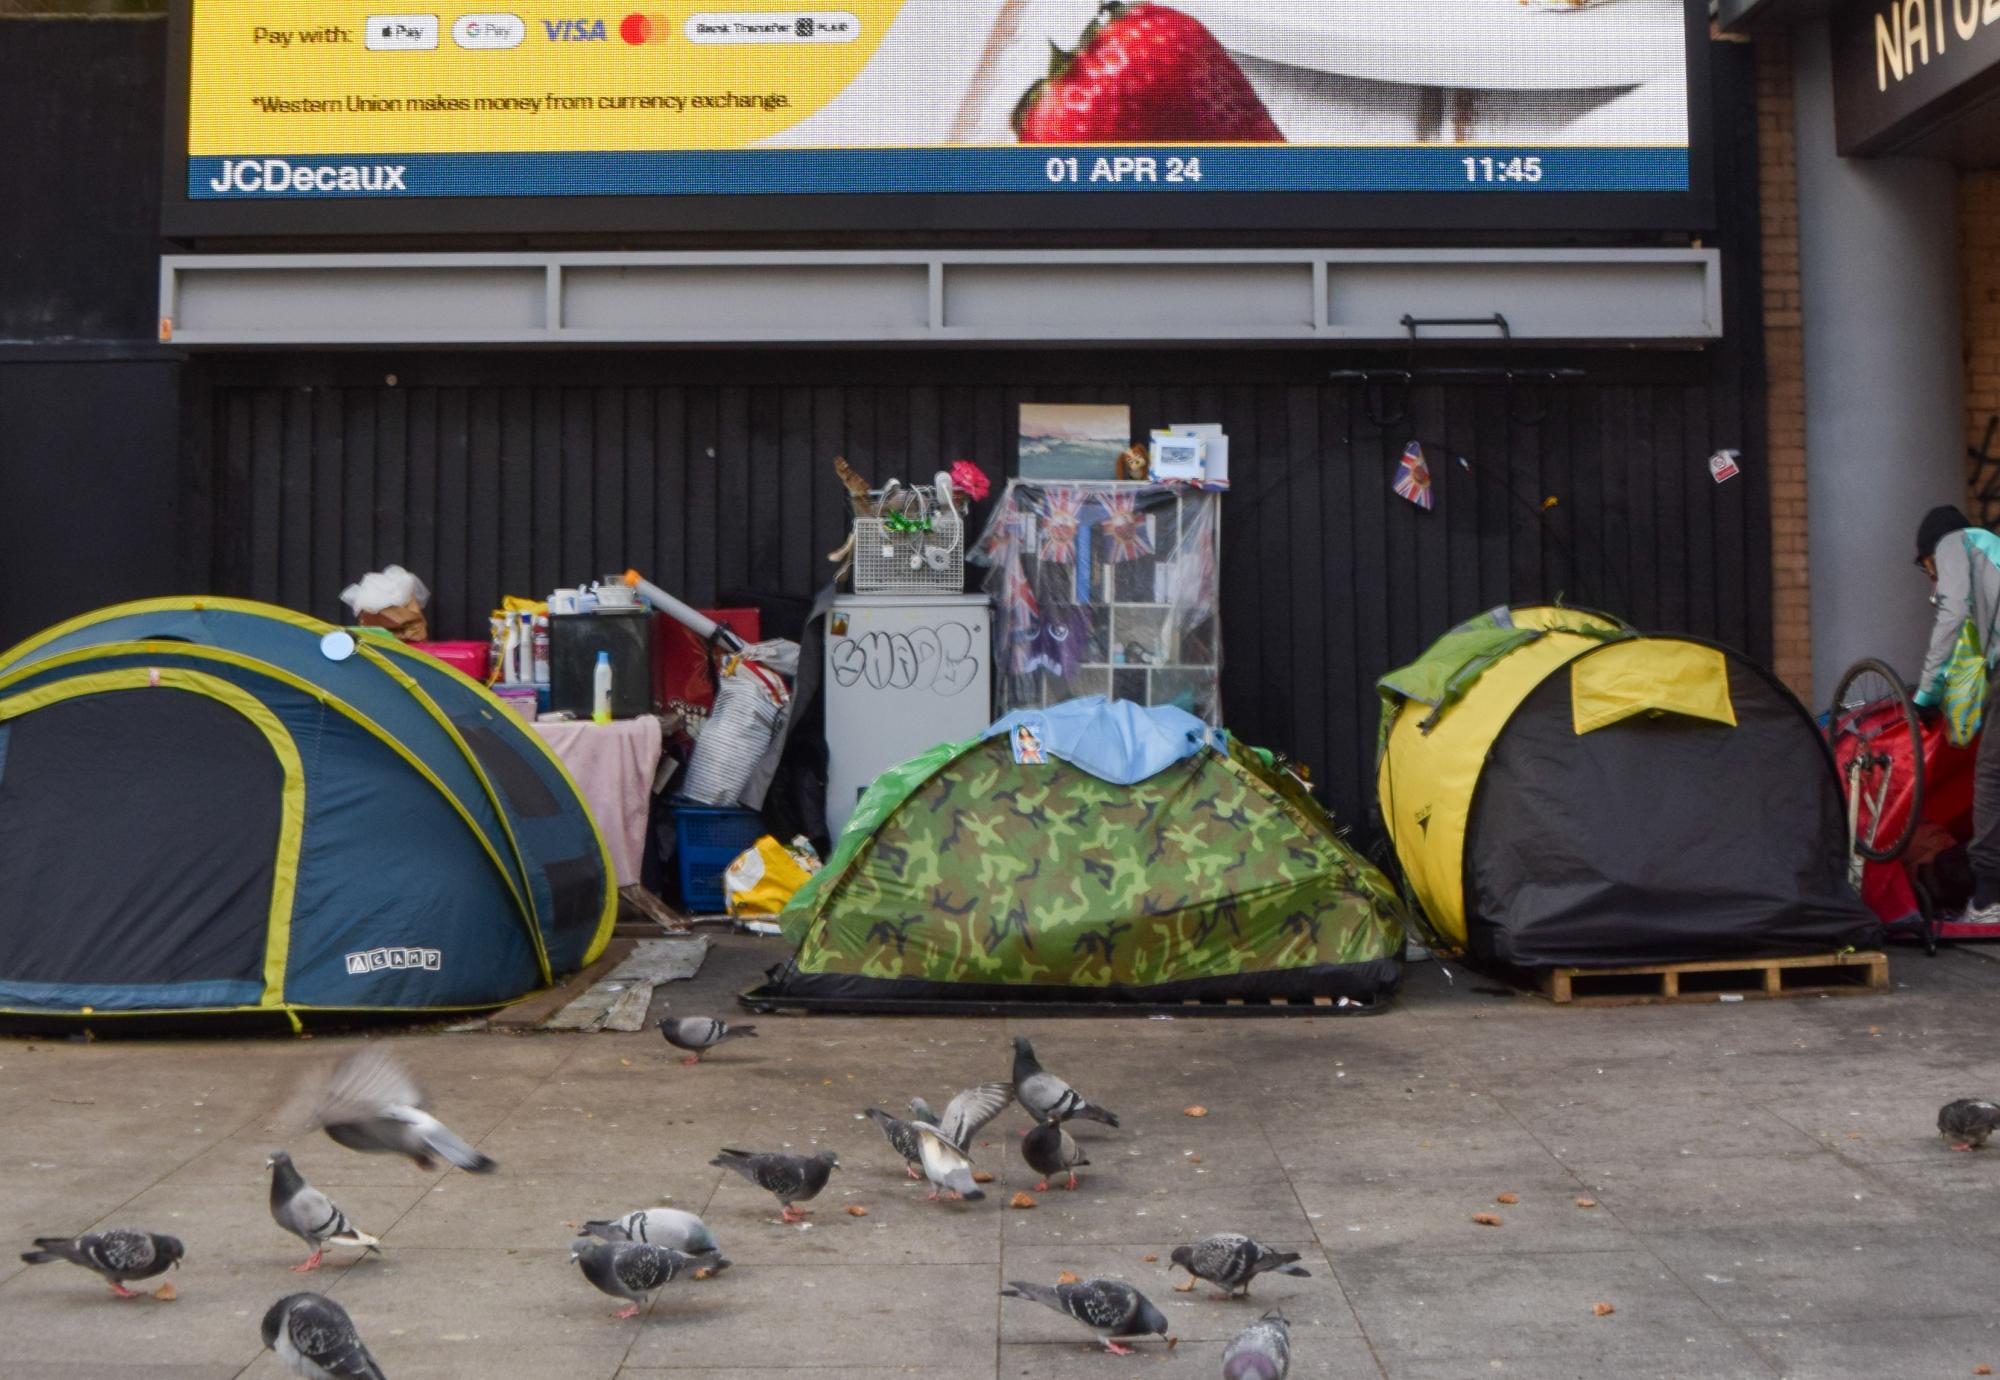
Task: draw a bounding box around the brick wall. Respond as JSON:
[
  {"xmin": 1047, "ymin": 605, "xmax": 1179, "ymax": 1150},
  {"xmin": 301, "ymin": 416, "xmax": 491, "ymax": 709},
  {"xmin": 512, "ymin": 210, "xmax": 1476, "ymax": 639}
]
[
  {"xmin": 1965, "ymin": 170, "xmax": 2000, "ymax": 522},
  {"xmin": 1757, "ymin": 36, "xmax": 1811, "ymax": 697}
]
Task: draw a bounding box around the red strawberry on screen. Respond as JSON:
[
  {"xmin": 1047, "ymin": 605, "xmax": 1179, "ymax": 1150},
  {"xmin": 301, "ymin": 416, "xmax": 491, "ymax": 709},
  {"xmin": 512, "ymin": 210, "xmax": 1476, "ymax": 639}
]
[{"xmin": 1013, "ymin": 2, "xmax": 1284, "ymax": 145}]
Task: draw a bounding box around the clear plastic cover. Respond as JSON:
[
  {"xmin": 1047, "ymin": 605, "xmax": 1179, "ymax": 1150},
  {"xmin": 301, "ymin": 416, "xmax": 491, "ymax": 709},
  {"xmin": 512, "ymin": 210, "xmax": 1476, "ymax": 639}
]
[{"xmin": 971, "ymin": 481, "xmax": 1221, "ymax": 723}]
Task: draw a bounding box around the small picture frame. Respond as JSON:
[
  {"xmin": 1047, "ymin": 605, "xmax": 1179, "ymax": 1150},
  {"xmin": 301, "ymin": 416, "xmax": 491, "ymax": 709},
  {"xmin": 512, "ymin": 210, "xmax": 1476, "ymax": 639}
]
[{"xmin": 1149, "ymin": 432, "xmax": 1205, "ymax": 482}]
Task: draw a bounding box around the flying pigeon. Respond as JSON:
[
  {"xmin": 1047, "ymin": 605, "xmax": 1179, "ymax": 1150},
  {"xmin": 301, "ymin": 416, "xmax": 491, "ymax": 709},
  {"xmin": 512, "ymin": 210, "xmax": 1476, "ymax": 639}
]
[
  {"xmin": 267, "ymin": 1151, "xmax": 381, "ymax": 1273},
  {"xmin": 571, "ymin": 1236, "xmax": 717, "ymax": 1319},
  {"xmin": 1222, "ymin": 1308, "xmax": 1291, "ymax": 1380},
  {"xmin": 19, "ymin": 1229, "xmax": 184, "ymax": 1298},
  {"xmin": 1169, "ymin": 1234, "xmax": 1311, "ymax": 1299},
  {"xmin": 928, "ymin": 1081, "xmax": 1016, "ymax": 1150},
  {"xmin": 305, "ymin": 1049, "xmax": 495, "ymax": 1173},
  {"xmin": 1022, "ymin": 1118, "xmax": 1089, "ymax": 1191},
  {"xmin": 658, "ymin": 1014, "xmax": 758, "ymax": 1066},
  {"xmin": 1939, "ymin": 1098, "xmax": 2000, "ymax": 1150},
  {"xmin": 710, "ymin": 1147, "xmax": 839, "ymax": 1223},
  {"xmin": 261, "ymin": 1291, "xmax": 387, "ymax": 1378},
  {"xmin": 1012, "ymin": 1036, "xmax": 1119, "ymax": 1127},
  {"xmin": 864, "ymin": 1107, "xmax": 927, "ymax": 1180},
  {"xmin": 910, "ymin": 1121, "xmax": 986, "ymax": 1202},
  {"xmin": 576, "ymin": 1207, "xmax": 722, "ymax": 1258},
  {"xmin": 1000, "ymin": 1277, "xmax": 1173, "ymax": 1355}
]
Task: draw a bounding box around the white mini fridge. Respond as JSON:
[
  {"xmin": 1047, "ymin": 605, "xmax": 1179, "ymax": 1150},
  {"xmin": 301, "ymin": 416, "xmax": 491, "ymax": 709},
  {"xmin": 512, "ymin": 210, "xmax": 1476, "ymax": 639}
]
[{"xmin": 824, "ymin": 593, "xmax": 993, "ymax": 839}]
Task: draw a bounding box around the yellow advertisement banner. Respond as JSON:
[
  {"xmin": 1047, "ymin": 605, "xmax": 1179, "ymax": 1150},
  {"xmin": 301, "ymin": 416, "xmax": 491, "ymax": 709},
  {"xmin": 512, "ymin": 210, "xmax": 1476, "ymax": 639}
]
[{"xmin": 189, "ymin": 2, "xmax": 905, "ymax": 153}]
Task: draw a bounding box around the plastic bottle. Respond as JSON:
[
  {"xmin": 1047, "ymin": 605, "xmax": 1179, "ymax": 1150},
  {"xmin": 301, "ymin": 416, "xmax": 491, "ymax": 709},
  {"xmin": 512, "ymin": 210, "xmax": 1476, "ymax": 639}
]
[
  {"xmin": 592, "ymin": 650, "xmax": 614, "ymax": 724},
  {"xmin": 532, "ymin": 614, "xmax": 551, "ymax": 686},
  {"xmin": 500, "ymin": 615, "xmax": 522, "ymax": 685}
]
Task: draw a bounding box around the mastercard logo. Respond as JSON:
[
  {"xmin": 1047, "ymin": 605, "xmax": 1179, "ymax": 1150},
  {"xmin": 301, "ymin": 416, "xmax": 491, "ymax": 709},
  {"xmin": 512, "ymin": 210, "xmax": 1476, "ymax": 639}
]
[{"xmin": 619, "ymin": 12, "xmax": 671, "ymax": 43}]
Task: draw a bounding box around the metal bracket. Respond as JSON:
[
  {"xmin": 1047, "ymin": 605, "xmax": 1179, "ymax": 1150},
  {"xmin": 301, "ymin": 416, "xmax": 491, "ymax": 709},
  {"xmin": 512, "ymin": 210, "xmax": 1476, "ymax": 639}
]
[
  {"xmin": 1401, "ymin": 312, "xmax": 1512, "ymax": 342},
  {"xmin": 1324, "ymin": 312, "xmax": 1575, "ymax": 427}
]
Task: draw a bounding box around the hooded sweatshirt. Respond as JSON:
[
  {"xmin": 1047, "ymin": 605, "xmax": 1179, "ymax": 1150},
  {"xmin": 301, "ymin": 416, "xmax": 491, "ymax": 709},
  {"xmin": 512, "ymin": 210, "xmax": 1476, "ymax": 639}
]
[{"xmin": 1916, "ymin": 524, "xmax": 2000, "ymax": 707}]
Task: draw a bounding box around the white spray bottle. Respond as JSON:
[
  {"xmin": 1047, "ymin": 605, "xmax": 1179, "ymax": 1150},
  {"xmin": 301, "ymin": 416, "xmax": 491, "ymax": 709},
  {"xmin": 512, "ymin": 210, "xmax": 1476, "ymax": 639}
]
[{"xmin": 592, "ymin": 650, "xmax": 614, "ymax": 724}]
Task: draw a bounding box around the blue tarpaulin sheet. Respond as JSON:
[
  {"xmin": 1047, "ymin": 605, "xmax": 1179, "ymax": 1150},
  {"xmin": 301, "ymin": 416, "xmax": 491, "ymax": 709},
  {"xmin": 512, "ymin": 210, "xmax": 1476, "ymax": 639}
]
[{"xmin": 983, "ymin": 697, "xmax": 1222, "ymax": 786}]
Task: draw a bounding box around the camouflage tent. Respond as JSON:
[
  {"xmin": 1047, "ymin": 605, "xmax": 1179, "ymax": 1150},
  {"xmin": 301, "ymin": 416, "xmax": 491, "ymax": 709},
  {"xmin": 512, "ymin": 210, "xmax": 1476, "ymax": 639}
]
[{"xmin": 750, "ymin": 700, "xmax": 1403, "ymax": 1011}]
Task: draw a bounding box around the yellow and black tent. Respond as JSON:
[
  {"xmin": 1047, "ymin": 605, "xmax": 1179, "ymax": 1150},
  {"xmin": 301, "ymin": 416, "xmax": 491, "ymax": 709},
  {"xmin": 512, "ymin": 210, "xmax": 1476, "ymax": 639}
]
[{"xmin": 1377, "ymin": 607, "xmax": 1878, "ymax": 971}]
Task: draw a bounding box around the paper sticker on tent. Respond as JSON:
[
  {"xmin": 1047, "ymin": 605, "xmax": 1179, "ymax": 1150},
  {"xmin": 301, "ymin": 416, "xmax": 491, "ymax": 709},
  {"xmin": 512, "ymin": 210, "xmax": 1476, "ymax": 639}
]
[
  {"xmin": 1376, "ymin": 606, "xmax": 1879, "ymax": 972},
  {"xmin": 747, "ymin": 698, "xmax": 1404, "ymax": 1012},
  {"xmin": 0, "ymin": 598, "xmax": 617, "ymax": 1025}
]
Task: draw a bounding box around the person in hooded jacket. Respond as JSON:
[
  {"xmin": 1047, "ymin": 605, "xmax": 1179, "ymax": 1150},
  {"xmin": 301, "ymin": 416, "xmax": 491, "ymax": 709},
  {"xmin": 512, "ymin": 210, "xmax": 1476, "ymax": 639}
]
[{"xmin": 1914, "ymin": 504, "xmax": 2000, "ymax": 921}]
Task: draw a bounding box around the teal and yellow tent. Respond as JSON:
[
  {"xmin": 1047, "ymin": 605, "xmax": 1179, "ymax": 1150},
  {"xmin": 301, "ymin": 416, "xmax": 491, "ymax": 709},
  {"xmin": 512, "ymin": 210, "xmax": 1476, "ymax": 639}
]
[{"xmin": 0, "ymin": 598, "xmax": 616, "ymax": 1024}]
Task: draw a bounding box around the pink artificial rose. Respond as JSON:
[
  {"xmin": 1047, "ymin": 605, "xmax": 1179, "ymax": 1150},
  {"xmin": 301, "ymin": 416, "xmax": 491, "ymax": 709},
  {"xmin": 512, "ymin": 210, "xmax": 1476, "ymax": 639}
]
[{"xmin": 950, "ymin": 459, "xmax": 992, "ymax": 503}]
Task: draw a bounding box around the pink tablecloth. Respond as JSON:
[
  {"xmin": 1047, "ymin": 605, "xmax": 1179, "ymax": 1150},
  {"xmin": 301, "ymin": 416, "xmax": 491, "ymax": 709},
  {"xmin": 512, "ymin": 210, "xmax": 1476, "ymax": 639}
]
[{"xmin": 531, "ymin": 716, "xmax": 665, "ymax": 887}]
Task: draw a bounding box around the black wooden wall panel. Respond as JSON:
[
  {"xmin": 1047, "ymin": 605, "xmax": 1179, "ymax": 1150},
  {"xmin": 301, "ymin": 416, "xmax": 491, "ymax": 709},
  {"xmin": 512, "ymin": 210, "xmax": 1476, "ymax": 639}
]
[{"xmin": 194, "ymin": 339, "xmax": 1770, "ymax": 830}]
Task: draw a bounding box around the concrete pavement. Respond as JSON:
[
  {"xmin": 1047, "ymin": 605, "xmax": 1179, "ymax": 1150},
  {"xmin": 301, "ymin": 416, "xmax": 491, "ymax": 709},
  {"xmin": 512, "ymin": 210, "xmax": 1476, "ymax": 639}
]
[{"xmin": 4, "ymin": 934, "xmax": 2000, "ymax": 1378}]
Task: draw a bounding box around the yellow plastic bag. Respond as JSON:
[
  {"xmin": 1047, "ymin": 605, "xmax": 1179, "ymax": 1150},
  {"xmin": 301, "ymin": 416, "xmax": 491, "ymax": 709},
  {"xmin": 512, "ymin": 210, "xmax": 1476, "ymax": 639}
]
[{"xmin": 723, "ymin": 836, "xmax": 822, "ymax": 917}]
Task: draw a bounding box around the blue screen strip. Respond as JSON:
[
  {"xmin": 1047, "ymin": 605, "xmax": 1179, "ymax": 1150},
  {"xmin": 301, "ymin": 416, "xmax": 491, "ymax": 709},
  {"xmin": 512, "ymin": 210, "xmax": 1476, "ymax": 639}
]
[{"xmin": 190, "ymin": 147, "xmax": 1689, "ymax": 199}]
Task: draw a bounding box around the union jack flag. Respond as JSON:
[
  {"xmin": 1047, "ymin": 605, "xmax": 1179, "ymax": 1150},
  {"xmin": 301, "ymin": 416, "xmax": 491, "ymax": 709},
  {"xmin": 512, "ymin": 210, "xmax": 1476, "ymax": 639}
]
[{"xmin": 1393, "ymin": 441, "xmax": 1434, "ymax": 511}]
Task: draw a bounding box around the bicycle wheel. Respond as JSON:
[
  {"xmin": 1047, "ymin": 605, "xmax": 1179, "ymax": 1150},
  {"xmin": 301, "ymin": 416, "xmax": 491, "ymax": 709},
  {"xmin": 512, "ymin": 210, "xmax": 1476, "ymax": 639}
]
[{"xmin": 1826, "ymin": 658, "xmax": 1926, "ymax": 863}]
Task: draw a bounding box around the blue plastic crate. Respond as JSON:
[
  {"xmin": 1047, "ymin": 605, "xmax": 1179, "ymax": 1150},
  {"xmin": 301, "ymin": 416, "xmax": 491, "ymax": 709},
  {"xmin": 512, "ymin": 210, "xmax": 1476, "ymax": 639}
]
[{"xmin": 675, "ymin": 806, "xmax": 764, "ymax": 914}]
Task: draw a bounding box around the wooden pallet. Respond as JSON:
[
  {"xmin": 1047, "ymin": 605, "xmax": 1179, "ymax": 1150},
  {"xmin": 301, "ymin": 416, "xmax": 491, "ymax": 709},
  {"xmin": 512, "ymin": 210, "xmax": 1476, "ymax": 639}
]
[
  {"xmin": 739, "ymin": 989, "xmax": 1380, "ymax": 1017},
  {"xmin": 1539, "ymin": 951, "xmax": 1890, "ymax": 1007}
]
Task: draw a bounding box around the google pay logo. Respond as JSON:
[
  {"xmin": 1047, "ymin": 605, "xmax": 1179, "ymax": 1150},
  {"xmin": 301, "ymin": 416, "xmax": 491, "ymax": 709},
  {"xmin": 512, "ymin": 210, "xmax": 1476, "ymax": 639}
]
[{"xmin": 454, "ymin": 13, "xmax": 525, "ymax": 47}]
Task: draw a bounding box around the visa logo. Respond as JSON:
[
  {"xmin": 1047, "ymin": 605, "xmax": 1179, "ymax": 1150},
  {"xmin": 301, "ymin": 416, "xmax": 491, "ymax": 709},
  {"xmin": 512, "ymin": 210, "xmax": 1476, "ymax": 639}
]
[{"xmin": 542, "ymin": 17, "xmax": 607, "ymax": 39}]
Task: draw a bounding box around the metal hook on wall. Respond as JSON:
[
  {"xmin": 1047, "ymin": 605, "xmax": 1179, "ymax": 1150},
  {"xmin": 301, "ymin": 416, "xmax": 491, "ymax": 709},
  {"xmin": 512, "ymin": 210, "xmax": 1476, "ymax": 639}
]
[
  {"xmin": 1505, "ymin": 370, "xmax": 1560, "ymax": 429},
  {"xmin": 1362, "ymin": 370, "xmax": 1413, "ymax": 429}
]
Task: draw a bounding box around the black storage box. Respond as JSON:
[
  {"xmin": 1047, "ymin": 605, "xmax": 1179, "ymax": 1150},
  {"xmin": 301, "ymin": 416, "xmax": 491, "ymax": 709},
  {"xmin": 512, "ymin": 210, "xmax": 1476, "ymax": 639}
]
[{"xmin": 550, "ymin": 610, "xmax": 654, "ymax": 719}]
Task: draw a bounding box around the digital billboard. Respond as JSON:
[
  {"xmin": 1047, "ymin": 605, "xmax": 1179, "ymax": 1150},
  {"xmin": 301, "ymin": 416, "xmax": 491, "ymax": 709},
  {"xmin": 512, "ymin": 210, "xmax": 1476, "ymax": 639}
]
[{"xmin": 165, "ymin": 0, "xmax": 1707, "ymax": 234}]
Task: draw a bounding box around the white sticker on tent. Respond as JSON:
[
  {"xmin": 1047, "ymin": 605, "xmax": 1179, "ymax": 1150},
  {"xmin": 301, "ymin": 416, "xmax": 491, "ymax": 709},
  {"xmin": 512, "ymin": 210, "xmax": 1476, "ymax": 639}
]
[{"xmin": 345, "ymin": 946, "xmax": 442, "ymax": 975}]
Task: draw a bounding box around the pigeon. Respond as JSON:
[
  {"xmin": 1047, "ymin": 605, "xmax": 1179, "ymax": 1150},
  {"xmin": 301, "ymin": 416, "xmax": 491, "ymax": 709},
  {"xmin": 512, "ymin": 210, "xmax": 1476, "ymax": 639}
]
[
  {"xmin": 1022, "ymin": 1117, "xmax": 1089, "ymax": 1191},
  {"xmin": 261, "ymin": 1291, "xmax": 387, "ymax": 1378},
  {"xmin": 1012, "ymin": 1036, "xmax": 1119, "ymax": 1127},
  {"xmin": 1221, "ymin": 1308, "xmax": 1291, "ymax": 1380},
  {"xmin": 576, "ymin": 1207, "xmax": 722, "ymax": 1258},
  {"xmin": 305, "ymin": 1049, "xmax": 495, "ymax": 1173},
  {"xmin": 19, "ymin": 1229, "xmax": 184, "ymax": 1298},
  {"xmin": 571, "ymin": 1237, "xmax": 718, "ymax": 1319},
  {"xmin": 910, "ymin": 1121, "xmax": 985, "ymax": 1202},
  {"xmin": 901, "ymin": 1082, "xmax": 1013, "ymax": 1178},
  {"xmin": 1001, "ymin": 1277, "xmax": 1173, "ymax": 1355},
  {"xmin": 864, "ymin": 1107, "xmax": 928, "ymax": 1180},
  {"xmin": 659, "ymin": 1014, "xmax": 757, "ymax": 1066},
  {"xmin": 926, "ymin": 1081, "xmax": 1016, "ymax": 1151},
  {"xmin": 1939, "ymin": 1098, "xmax": 2000, "ymax": 1150},
  {"xmin": 1169, "ymin": 1234, "xmax": 1311, "ymax": 1299},
  {"xmin": 710, "ymin": 1147, "xmax": 839, "ymax": 1222},
  {"xmin": 268, "ymin": 1151, "xmax": 381, "ymax": 1272}
]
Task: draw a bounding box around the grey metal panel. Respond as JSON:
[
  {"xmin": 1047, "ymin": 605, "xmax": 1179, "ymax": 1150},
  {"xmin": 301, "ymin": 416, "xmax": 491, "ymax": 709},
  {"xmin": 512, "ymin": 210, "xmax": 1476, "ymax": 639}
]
[
  {"xmin": 562, "ymin": 262, "xmax": 930, "ymax": 338},
  {"xmin": 161, "ymin": 248, "xmax": 1723, "ymax": 347},
  {"xmin": 942, "ymin": 262, "xmax": 1314, "ymax": 338},
  {"xmin": 173, "ymin": 264, "xmax": 547, "ymax": 341},
  {"xmin": 1325, "ymin": 258, "xmax": 1720, "ymax": 339}
]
